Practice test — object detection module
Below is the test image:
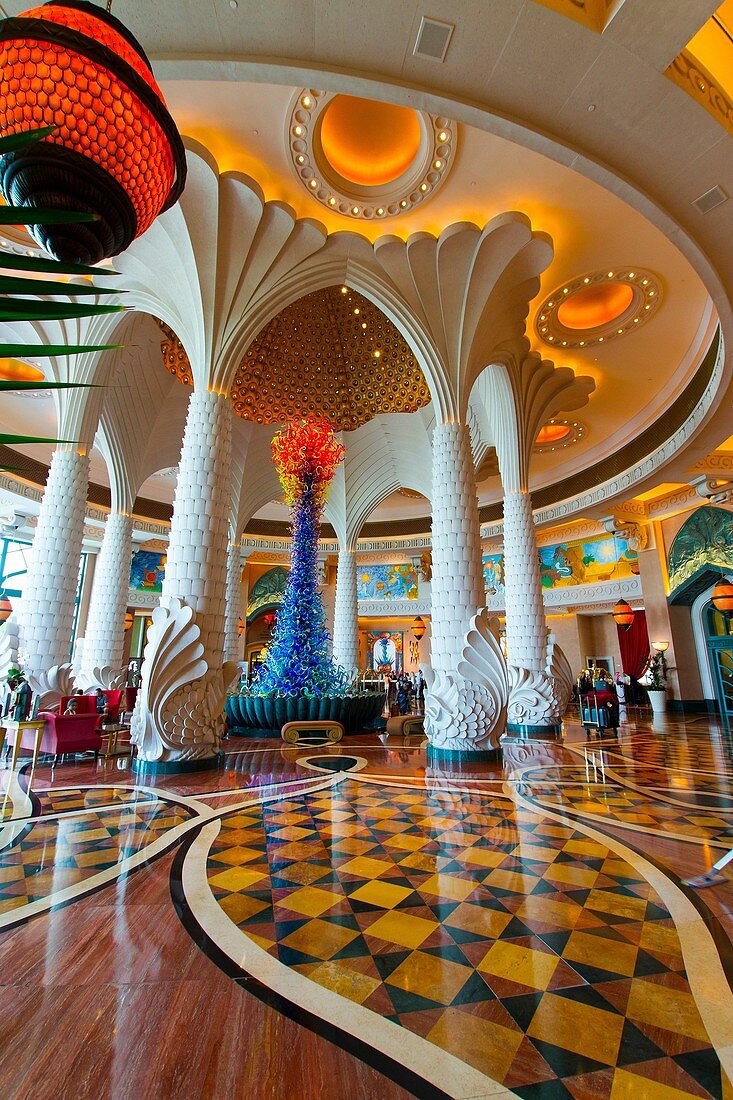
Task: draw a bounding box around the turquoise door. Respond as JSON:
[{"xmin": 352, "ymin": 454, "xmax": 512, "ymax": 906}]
[{"xmin": 705, "ymin": 605, "xmax": 733, "ymax": 717}]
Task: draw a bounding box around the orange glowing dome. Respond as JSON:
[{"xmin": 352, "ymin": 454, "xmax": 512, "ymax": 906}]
[
  {"xmin": 536, "ymin": 422, "xmax": 572, "ymax": 446},
  {"xmin": 557, "ymin": 282, "xmax": 634, "ymax": 330},
  {"xmin": 0, "ymin": 0, "xmax": 186, "ymax": 263},
  {"xmin": 0, "ymin": 358, "xmax": 45, "ymax": 382},
  {"xmin": 320, "ymin": 95, "xmax": 422, "ymax": 187}
]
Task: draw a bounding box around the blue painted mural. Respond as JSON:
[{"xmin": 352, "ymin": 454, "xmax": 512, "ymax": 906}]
[
  {"xmin": 358, "ymin": 564, "xmax": 418, "ymax": 601},
  {"xmin": 130, "ymin": 550, "xmax": 166, "ymax": 592},
  {"xmin": 483, "ymin": 532, "xmax": 638, "ymax": 593}
]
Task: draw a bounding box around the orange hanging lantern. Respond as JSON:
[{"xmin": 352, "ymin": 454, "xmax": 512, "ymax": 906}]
[
  {"xmin": 412, "ymin": 615, "xmax": 426, "ymax": 640},
  {"xmin": 123, "ymin": 610, "xmax": 134, "ymax": 631},
  {"xmin": 0, "ymin": 1, "xmax": 186, "ymax": 263},
  {"xmin": 612, "ymin": 599, "xmax": 634, "ymax": 632},
  {"xmin": 0, "ymin": 595, "xmax": 12, "ymax": 623},
  {"xmin": 712, "ymin": 579, "xmax": 733, "ymax": 614},
  {"xmin": 237, "ymin": 617, "xmax": 245, "ymax": 637}
]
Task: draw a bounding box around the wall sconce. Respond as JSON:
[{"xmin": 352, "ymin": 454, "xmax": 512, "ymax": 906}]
[{"xmin": 651, "ymin": 640, "xmax": 669, "ymax": 653}]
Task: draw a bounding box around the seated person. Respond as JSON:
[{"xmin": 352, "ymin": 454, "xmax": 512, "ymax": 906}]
[
  {"xmin": 63, "ymin": 698, "xmax": 78, "ymax": 716},
  {"xmin": 95, "ymin": 688, "xmax": 109, "ymax": 720}
]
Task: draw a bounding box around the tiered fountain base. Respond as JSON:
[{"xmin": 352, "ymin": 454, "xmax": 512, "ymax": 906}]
[{"xmin": 225, "ymin": 692, "xmax": 384, "ymax": 736}]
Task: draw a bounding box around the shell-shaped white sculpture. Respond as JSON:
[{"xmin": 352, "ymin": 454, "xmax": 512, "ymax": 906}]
[
  {"xmin": 424, "ymin": 609, "xmax": 508, "ymax": 752},
  {"xmin": 546, "ymin": 636, "xmax": 574, "ymax": 719},
  {"xmin": 131, "ymin": 598, "xmax": 238, "ymax": 763},
  {"xmin": 28, "ymin": 663, "xmax": 76, "ymax": 711},
  {"xmin": 0, "ymin": 619, "xmax": 20, "ymax": 681}
]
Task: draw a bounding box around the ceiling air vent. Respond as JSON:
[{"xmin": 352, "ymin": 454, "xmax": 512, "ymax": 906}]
[
  {"xmin": 693, "ymin": 185, "xmax": 728, "ymax": 214},
  {"xmin": 413, "ymin": 16, "xmax": 454, "ymax": 62}
]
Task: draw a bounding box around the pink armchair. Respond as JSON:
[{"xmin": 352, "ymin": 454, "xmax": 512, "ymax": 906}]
[{"xmin": 33, "ymin": 694, "xmax": 101, "ymax": 761}]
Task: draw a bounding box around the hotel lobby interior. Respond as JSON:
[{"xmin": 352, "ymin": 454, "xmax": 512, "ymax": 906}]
[{"xmin": 1, "ymin": 1, "xmax": 733, "ymax": 1097}]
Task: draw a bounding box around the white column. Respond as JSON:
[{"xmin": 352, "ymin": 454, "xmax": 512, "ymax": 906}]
[
  {"xmin": 332, "ymin": 548, "xmax": 359, "ymax": 671},
  {"xmin": 17, "ymin": 447, "xmax": 89, "ymax": 704},
  {"xmin": 503, "ymin": 489, "xmax": 545, "ymax": 672},
  {"xmin": 223, "ymin": 540, "xmax": 242, "ymax": 664},
  {"xmin": 430, "ymin": 422, "xmax": 485, "ymax": 670},
  {"xmin": 76, "ymin": 511, "xmax": 134, "ymax": 689},
  {"xmin": 132, "ymin": 389, "xmax": 235, "ymax": 764}
]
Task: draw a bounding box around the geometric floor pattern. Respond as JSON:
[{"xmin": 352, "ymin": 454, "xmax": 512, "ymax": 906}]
[
  {"xmin": 207, "ymin": 777, "xmax": 727, "ymax": 1098},
  {"xmin": 0, "ymin": 800, "xmax": 191, "ymax": 917},
  {"xmin": 519, "ymin": 764, "xmax": 733, "ymax": 847}
]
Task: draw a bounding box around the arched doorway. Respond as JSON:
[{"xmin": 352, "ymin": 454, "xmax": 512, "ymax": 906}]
[{"xmin": 703, "ymin": 601, "xmax": 733, "ymax": 717}]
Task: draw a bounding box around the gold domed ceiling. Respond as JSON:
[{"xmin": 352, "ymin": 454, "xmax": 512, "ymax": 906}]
[{"xmin": 160, "ymin": 286, "xmax": 431, "ymax": 431}]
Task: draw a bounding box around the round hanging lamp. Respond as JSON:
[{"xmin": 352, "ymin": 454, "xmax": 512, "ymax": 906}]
[
  {"xmin": 123, "ymin": 610, "xmax": 134, "ymax": 631},
  {"xmin": 0, "ymin": 595, "xmax": 12, "ymax": 623},
  {"xmin": 0, "ymin": 0, "xmax": 186, "ymax": 263},
  {"xmin": 612, "ymin": 599, "xmax": 634, "ymax": 631},
  {"xmin": 712, "ymin": 579, "xmax": 733, "ymax": 614},
  {"xmin": 412, "ymin": 615, "xmax": 426, "ymax": 640}
]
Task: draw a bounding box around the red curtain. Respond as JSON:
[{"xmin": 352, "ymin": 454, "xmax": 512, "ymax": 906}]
[{"xmin": 617, "ymin": 609, "xmax": 649, "ymax": 679}]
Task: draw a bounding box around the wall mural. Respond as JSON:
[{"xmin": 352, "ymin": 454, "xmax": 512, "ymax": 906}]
[
  {"xmin": 368, "ymin": 631, "xmax": 403, "ymax": 673},
  {"xmin": 358, "ymin": 564, "xmax": 418, "ymax": 601},
  {"xmin": 668, "ymin": 506, "xmax": 733, "ymax": 592},
  {"xmin": 483, "ymin": 532, "xmax": 638, "ymax": 594},
  {"xmin": 130, "ymin": 550, "xmax": 166, "ymax": 592},
  {"xmin": 247, "ymin": 566, "xmax": 289, "ymax": 620}
]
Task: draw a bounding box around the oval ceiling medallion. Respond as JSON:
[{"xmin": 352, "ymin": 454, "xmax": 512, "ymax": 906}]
[
  {"xmin": 534, "ymin": 418, "xmax": 586, "ymax": 453},
  {"xmin": 535, "ymin": 268, "xmax": 662, "ymax": 349},
  {"xmin": 287, "ymin": 89, "xmax": 456, "ymax": 220}
]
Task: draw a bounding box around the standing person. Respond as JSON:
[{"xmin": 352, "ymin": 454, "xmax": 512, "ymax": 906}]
[{"xmin": 417, "ymin": 669, "xmax": 425, "ymax": 710}]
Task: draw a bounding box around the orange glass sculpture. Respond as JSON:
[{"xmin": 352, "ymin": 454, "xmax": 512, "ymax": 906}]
[{"xmin": 0, "ymin": 0, "xmax": 186, "ymax": 262}]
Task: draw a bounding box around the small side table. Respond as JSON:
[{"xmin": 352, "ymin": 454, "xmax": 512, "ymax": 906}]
[
  {"xmin": 6, "ymin": 720, "xmax": 46, "ymax": 772},
  {"xmin": 100, "ymin": 724, "xmax": 131, "ymax": 757}
]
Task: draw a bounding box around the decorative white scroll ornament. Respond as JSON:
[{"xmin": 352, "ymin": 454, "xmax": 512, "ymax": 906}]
[
  {"xmin": 28, "ymin": 663, "xmax": 76, "ymax": 711},
  {"xmin": 508, "ymin": 637, "xmax": 574, "ymax": 726},
  {"xmin": 131, "ymin": 599, "xmax": 239, "ymax": 762},
  {"xmin": 423, "ymin": 608, "xmax": 508, "ymax": 752}
]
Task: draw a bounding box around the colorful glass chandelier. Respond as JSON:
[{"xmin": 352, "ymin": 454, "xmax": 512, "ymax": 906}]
[{"xmin": 0, "ymin": 1, "xmax": 186, "ymax": 263}]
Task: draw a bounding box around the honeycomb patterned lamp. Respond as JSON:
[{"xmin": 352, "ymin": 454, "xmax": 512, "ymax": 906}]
[{"xmin": 0, "ymin": 0, "xmax": 186, "ymax": 263}]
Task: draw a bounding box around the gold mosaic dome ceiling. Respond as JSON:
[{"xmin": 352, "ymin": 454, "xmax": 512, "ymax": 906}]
[{"xmin": 161, "ymin": 285, "xmax": 432, "ymax": 431}]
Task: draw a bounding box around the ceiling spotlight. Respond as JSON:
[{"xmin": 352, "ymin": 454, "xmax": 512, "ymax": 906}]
[
  {"xmin": 309, "ymin": 178, "xmax": 318, "ymax": 189},
  {"xmin": 583, "ymin": 277, "xmax": 590, "ymax": 284},
  {"xmin": 354, "ymin": 308, "xmax": 360, "ymax": 315},
  {"xmin": 352, "ymin": 206, "xmax": 360, "ymax": 215},
  {"xmin": 294, "ymin": 125, "xmax": 303, "ymax": 136},
  {"xmin": 420, "ymin": 183, "xmax": 428, "ymax": 192},
  {"xmin": 301, "ymin": 95, "xmax": 312, "ymax": 108},
  {"xmin": 438, "ymin": 130, "xmax": 448, "ymax": 141},
  {"xmin": 296, "ymin": 155, "xmax": 305, "ymax": 164},
  {"xmin": 628, "ymin": 271, "xmax": 635, "ymax": 277},
  {"xmin": 434, "ymin": 159, "xmax": 443, "ymax": 169},
  {"xmin": 373, "ymin": 349, "xmax": 381, "ymax": 358},
  {"xmin": 607, "ymin": 271, "xmax": 614, "ymax": 277},
  {"xmin": 328, "ymin": 196, "xmax": 337, "ymax": 206},
  {"xmin": 361, "ymin": 322, "xmax": 367, "ymax": 329}
]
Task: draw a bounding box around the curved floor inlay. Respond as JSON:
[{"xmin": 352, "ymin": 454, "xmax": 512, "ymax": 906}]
[{"xmin": 178, "ymin": 772, "xmax": 733, "ymax": 1098}]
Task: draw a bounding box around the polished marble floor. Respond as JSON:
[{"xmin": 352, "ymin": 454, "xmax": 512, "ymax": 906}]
[{"xmin": 1, "ymin": 709, "xmax": 732, "ymax": 1099}]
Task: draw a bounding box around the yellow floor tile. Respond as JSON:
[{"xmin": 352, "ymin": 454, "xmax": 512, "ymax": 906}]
[
  {"xmin": 544, "ymin": 863, "xmax": 600, "ymax": 889},
  {"xmin": 610, "ymin": 1067, "xmax": 705, "ymax": 1099},
  {"xmin": 445, "ymin": 901, "xmax": 513, "ymax": 939},
  {"xmin": 276, "ymin": 885, "xmax": 343, "ymax": 918},
  {"xmin": 269, "ymin": 826, "xmax": 313, "ymax": 840},
  {"xmin": 382, "ymin": 833, "xmax": 428, "ymax": 852},
  {"xmin": 478, "ymin": 940, "xmax": 559, "ymax": 990},
  {"xmin": 210, "ymin": 846, "xmax": 263, "ymax": 866},
  {"xmin": 349, "ymin": 880, "xmax": 413, "ymax": 909},
  {"xmin": 275, "ymin": 862, "xmax": 331, "ymax": 886},
  {"xmin": 386, "ymin": 950, "xmax": 472, "ymax": 1005},
  {"xmin": 208, "ymin": 866, "xmax": 267, "ymax": 892},
  {"xmin": 562, "ymin": 930, "xmax": 638, "ymax": 976},
  {"xmin": 515, "ymin": 895, "xmax": 584, "ymax": 930},
  {"xmin": 339, "ymin": 855, "xmax": 395, "ymax": 879},
  {"xmin": 367, "ymin": 910, "xmax": 438, "ymax": 949},
  {"xmin": 510, "ymin": 843, "xmax": 561, "ymax": 864},
  {"xmin": 586, "ymin": 889, "xmax": 648, "ymax": 921},
  {"xmin": 484, "ymin": 868, "xmax": 539, "ymax": 893},
  {"xmin": 626, "ymin": 978, "xmax": 709, "ymax": 1043},
  {"xmin": 528, "ymin": 992, "xmax": 624, "ymax": 1065},
  {"xmin": 330, "ymin": 837, "xmax": 375, "ymax": 855},
  {"xmin": 397, "ymin": 852, "xmax": 440, "ymax": 872},
  {"xmin": 427, "ymin": 1007, "xmax": 523, "ymax": 1081},
  {"xmin": 295, "ymin": 960, "xmax": 381, "ymax": 1004},
  {"xmin": 453, "ymin": 847, "xmax": 506, "ymax": 869},
  {"xmin": 638, "ymin": 923, "xmax": 683, "ymax": 958},
  {"xmin": 419, "ymin": 873, "xmax": 479, "ymax": 902},
  {"xmin": 219, "ymin": 893, "xmax": 269, "ymax": 924},
  {"xmin": 280, "ymin": 917, "xmax": 358, "ymax": 959}
]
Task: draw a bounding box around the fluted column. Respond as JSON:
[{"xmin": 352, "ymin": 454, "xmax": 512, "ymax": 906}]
[
  {"xmin": 17, "ymin": 447, "xmax": 89, "ymax": 706},
  {"xmin": 332, "ymin": 548, "xmax": 359, "ymax": 672},
  {"xmin": 223, "ymin": 540, "xmax": 242, "ymax": 664},
  {"xmin": 430, "ymin": 422, "xmax": 485, "ymax": 670},
  {"xmin": 77, "ymin": 511, "xmax": 134, "ymax": 690},
  {"xmin": 503, "ymin": 490, "xmax": 545, "ymax": 672},
  {"xmin": 132, "ymin": 390, "xmax": 237, "ymax": 766}
]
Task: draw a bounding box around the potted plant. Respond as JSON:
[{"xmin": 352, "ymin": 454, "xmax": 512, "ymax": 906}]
[{"xmin": 646, "ymin": 647, "xmax": 668, "ymax": 713}]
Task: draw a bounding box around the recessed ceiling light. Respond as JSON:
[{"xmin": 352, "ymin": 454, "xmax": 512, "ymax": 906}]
[
  {"xmin": 341, "ymin": 286, "xmax": 348, "ymax": 294},
  {"xmin": 301, "ymin": 95, "xmax": 312, "ymax": 109},
  {"xmin": 438, "ymin": 130, "xmax": 448, "ymax": 141},
  {"xmin": 309, "ymin": 178, "xmax": 318, "ymax": 189}
]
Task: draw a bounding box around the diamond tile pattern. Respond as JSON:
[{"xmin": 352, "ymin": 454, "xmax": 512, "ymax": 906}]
[
  {"xmin": 206, "ymin": 780, "xmax": 726, "ymax": 1098},
  {"xmin": 0, "ymin": 802, "xmax": 191, "ymax": 916}
]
